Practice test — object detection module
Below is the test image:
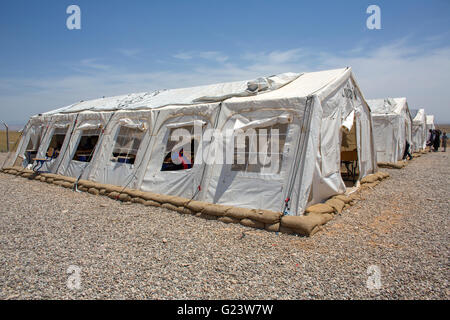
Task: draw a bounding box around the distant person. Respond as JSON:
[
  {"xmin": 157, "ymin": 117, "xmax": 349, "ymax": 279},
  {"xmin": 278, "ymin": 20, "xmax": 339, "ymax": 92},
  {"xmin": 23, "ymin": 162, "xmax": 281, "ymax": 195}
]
[
  {"xmin": 442, "ymin": 132, "xmax": 448, "ymax": 152},
  {"xmin": 402, "ymin": 140, "xmax": 413, "ymax": 160},
  {"xmin": 426, "ymin": 129, "xmax": 434, "ymax": 152},
  {"xmin": 433, "ymin": 129, "xmax": 441, "ymax": 152}
]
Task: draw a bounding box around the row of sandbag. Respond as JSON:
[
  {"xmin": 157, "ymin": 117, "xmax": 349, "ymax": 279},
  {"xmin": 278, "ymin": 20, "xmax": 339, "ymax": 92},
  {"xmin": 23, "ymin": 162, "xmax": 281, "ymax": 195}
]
[
  {"xmin": 378, "ymin": 149, "xmax": 428, "ymax": 169},
  {"xmin": 0, "ymin": 166, "xmax": 389, "ymax": 237}
]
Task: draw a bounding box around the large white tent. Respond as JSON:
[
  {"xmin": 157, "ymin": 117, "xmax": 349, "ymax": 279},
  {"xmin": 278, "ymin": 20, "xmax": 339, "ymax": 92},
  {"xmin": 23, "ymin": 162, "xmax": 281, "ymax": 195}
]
[
  {"xmin": 4, "ymin": 67, "xmax": 377, "ymax": 216},
  {"xmin": 367, "ymin": 98, "xmax": 413, "ymax": 163},
  {"xmin": 410, "ymin": 108, "xmax": 427, "ymax": 151}
]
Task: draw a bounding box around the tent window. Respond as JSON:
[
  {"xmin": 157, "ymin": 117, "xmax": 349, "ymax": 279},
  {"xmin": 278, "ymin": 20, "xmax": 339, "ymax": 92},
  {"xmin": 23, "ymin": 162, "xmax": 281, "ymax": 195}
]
[
  {"xmin": 232, "ymin": 123, "xmax": 288, "ymax": 174},
  {"xmin": 161, "ymin": 126, "xmax": 197, "ymax": 171},
  {"xmin": 72, "ymin": 129, "xmax": 101, "ymax": 162},
  {"xmin": 25, "ymin": 130, "xmax": 42, "ymax": 152},
  {"xmin": 46, "ymin": 128, "xmax": 67, "ymax": 159},
  {"xmin": 111, "ymin": 126, "xmax": 145, "ymax": 165},
  {"xmin": 24, "ymin": 128, "xmax": 43, "ymax": 164}
]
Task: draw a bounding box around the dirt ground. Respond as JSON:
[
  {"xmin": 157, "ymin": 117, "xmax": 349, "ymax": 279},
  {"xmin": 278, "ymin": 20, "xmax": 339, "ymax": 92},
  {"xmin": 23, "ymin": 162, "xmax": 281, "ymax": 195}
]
[{"xmin": 0, "ymin": 151, "xmax": 448, "ymax": 299}]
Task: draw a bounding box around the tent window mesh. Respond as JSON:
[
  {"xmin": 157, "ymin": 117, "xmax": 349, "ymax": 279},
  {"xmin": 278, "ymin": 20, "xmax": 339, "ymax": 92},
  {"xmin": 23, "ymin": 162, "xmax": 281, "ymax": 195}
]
[
  {"xmin": 24, "ymin": 127, "xmax": 43, "ymax": 164},
  {"xmin": 161, "ymin": 126, "xmax": 197, "ymax": 171},
  {"xmin": 25, "ymin": 130, "xmax": 42, "ymax": 152},
  {"xmin": 232, "ymin": 123, "xmax": 288, "ymax": 174},
  {"xmin": 111, "ymin": 126, "xmax": 145, "ymax": 165},
  {"xmin": 72, "ymin": 129, "xmax": 101, "ymax": 162},
  {"xmin": 46, "ymin": 127, "xmax": 67, "ymax": 159}
]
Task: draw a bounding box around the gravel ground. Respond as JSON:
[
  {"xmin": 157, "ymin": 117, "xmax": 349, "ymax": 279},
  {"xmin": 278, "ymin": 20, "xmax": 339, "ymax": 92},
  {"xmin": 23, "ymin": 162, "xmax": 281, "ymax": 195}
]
[{"xmin": 0, "ymin": 152, "xmax": 448, "ymax": 300}]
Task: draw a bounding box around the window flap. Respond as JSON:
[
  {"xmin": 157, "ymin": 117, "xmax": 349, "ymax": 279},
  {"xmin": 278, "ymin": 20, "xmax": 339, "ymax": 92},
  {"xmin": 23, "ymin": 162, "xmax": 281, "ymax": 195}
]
[
  {"xmin": 118, "ymin": 118, "xmax": 148, "ymax": 131},
  {"xmin": 76, "ymin": 122, "xmax": 103, "ymax": 131},
  {"xmin": 233, "ymin": 115, "xmax": 292, "ymax": 132},
  {"xmin": 342, "ymin": 110, "xmax": 355, "ymax": 133},
  {"xmin": 166, "ymin": 119, "xmax": 206, "ymax": 129}
]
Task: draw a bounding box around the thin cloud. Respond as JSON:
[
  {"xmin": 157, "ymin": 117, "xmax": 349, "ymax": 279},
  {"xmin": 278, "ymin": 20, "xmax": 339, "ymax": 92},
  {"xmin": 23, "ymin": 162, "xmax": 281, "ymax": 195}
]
[
  {"xmin": 173, "ymin": 51, "xmax": 228, "ymax": 63},
  {"xmin": 117, "ymin": 49, "xmax": 141, "ymax": 58}
]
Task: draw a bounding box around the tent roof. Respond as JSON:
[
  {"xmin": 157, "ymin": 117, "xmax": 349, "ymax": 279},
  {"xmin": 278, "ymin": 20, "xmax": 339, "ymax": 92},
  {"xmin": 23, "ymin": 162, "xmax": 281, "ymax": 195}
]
[
  {"xmin": 367, "ymin": 97, "xmax": 409, "ymax": 115},
  {"xmin": 426, "ymin": 115, "xmax": 435, "ymax": 124},
  {"xmin": 43, "ymin": 68, "xmax": 351, "ymax": 115},
  {"xmin": 43, "ymin": 72, "xmax": 301, "ymax": 115},
  {"xmin": 412, "ymin": 108, "xmax": 426, "ymax": 123}
]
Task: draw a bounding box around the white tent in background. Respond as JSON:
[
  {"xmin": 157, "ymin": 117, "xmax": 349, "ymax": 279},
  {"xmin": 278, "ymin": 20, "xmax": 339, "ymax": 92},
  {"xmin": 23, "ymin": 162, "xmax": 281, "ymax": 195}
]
[
  {"xmin": 4, "ymin": 67, "xmax": 377, "ymax": 216},
  {"xmin": 367, "ymin": 98, "xmax": 412, "ymax": 163},
  {"xmin": 410, "ymin": 108, "xmax": 427, "ymax": 151},
  {"xmin": 426, "ymin": 115, "xmax": 435, "ymax": 131}
]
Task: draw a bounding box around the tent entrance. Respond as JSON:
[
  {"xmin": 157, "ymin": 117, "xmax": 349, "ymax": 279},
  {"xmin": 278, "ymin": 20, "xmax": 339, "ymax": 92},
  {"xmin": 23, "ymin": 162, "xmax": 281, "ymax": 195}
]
[{"xmin": 340, "ymin": 118, "xmax": 359, "ymax": 187}]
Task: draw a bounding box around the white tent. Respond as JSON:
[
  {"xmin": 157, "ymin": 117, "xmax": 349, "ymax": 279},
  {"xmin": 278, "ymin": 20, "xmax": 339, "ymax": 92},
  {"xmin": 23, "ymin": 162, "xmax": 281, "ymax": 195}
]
[
  {"xmin": 367, "ymin": 97, "xmax": 413, "ymax": 163},
  {"xmin": 4, "ymin": 67, "xmax": 377, "ymax": 216},
  {"xmin": 410, "ymin": 108, "xmax": 427, "ymax": 151}
]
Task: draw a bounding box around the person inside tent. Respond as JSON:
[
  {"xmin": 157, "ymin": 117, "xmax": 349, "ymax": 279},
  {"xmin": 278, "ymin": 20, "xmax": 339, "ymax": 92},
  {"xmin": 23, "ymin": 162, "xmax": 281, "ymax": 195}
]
[
  {"xmin": 161, "ymin": 146, "xmax": 193, "ymax": 171},
  {"xmin": 402, "ymin": 140, "xmax": 413, "ymax": 160}
]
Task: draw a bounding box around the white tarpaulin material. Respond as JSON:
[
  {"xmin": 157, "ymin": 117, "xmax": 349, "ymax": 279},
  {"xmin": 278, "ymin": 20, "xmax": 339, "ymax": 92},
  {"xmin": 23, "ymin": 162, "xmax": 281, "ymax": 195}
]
[
  {"xmin": 7, "ymin": 68, "xmax": 378, "ymax": 216},
  {"xmin": 411, "ymin": 108, "xmax": 427, "ymax": 151},
  {"xmin": 367, "ymin": 97, "xmax": 412, "ymax": 162},
  {"xmin": 426, "ymin": 115, "xmax": 435, "ymax": 131}
]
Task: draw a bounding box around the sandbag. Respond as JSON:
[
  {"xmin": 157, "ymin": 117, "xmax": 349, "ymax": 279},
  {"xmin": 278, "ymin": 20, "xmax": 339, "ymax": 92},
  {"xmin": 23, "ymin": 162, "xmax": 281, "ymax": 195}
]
[
  {"xmin": 78, "ymin": 180, "xmax": 96, "ymax": 189},
  {"xmin": 265, "ymin": 223, "xmax": 280, "ymax": 232},
  {"xmin": 144, "ymin": 200, "xmax": 161, "ymax": 207},
  {"xmin": 78, "ymin": 186, "xmax": 89, "ymax": 192},
  {"xmin": 251, "ymin": 209, "xmax": 283, "ymax": 224},
  {"xmin": 165, "ymin": 195, "xmax": 189, "ymax": 207},
  {"xmin": 118, "ymin": 193, "xmax": 131, "ymax": 202},
  {"xmin": 185, "ymin": 200, "xmax": 208, "ymax": 213},
  {"xmin": 62, "ymin": 182, "xmax": 73, "ymax": 189},
  {"xmin": 108, "ymin": 191, "xmax": 120, "ymax": 200},
  {"xmin": 279, "ymin": 226, "xmax": 295, "ymax": 235},
  {"xmin": 325, "ymin": 198, "xmax": 345, "ymax": 214},
  {"xmin": 377, "ymin": 171, "xmax": 389, "ymax": 179},
  {"xmin": 360, "ymin": 174, "xmax": 378, "ymax": 184},
  {"xmin": 88, "ymin": 188, "xmax": 99, "ymax": 195},
  {"xmin": 126, "ymin": 190, "xmax": 145, "ymax": 199},
  {"xmin": 139, "ymin": 192, "xmax": 161, "ymax": 202},
  {"xmin": 104, "ymin": 185, "xmax": 125, "ymax": 193},
  {"xmin": 196, "ymin": 212, "xmax": 217, "ymax": 220},
  {"xmin": 176, "ymin": 206, "xmax": 194, "ymax": 215},
  {"xmin": 131, "ymin": 197, "xmax": 146, "ymax": 204},
  {"xmin": 201, "ymin": 204, "xmax": 229, "ymax": 217},
  {"xmin": 361, "ymin": 181, "xmax": 379, "ymax": 189},
  {"xmin": 225, "ymin": 207, "xmax": 255, "ymax": 220},
  {"xmin": 218, "ymin": 216, "xmax": 240, "ymax": 224},
  {"xmin": 333, "ymin": 194, "xmax": 351, "ymax": 204},
  {"xmin": 240, "ymin": 218, "xmax": 264, "ymax": 229},
  {"xmin": 60, "ymin": 176, "xmax": 77, "ymax": 183},
  {"xmin": 281, "ymin": 213, "xmax": 333, "ymax": 236},
  {"xmin": 161, "ymin": 203, "xmax": 179, "ymax": 212},
  {"xmin": 305, "ymin": 203, "xmax": 334, "ymax": 214},
  {"xmin": 378, "ymin": 162, "xmax": 403, "ymax": 169}
]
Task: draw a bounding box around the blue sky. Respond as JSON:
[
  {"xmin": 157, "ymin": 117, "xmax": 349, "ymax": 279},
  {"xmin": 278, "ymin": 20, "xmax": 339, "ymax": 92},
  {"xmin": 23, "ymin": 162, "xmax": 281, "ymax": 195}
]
[{"xmin": 1, "ymin": 0, "xmax": 449, "ymax": 126}]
